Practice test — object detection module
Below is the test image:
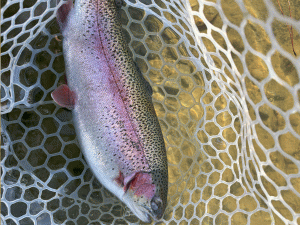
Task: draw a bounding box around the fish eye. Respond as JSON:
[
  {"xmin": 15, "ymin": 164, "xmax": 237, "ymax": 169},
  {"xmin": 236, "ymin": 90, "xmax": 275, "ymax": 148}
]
[{"xmin": 151, "ymin": 197, "xmax": 162, "ymax": 212}]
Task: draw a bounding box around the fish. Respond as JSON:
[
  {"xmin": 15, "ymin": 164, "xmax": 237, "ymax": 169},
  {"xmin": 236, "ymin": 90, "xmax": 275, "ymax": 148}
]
[{"xmin": 52, "ymin": 0, "xmax": 168, "ymax": 222}]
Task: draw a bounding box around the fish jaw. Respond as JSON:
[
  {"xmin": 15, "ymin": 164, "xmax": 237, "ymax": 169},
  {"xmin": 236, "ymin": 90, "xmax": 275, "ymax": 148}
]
[
  {"xmin": 123, "ymin": 186, "xmax": 154, "ymax": 224},
  {"xmin": 122, "ymin": 190, "xmax": 165, "ymax": 223},
  {"xmin": 121, "ymin": 172, "xmax": 165, "ymax": 222}
]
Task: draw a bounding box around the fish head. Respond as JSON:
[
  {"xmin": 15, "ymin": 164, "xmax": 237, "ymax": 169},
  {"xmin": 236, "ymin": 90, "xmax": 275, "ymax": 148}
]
[{"xmin": 122, "ymin": 172, "xmax": 167, "ymax": 223}]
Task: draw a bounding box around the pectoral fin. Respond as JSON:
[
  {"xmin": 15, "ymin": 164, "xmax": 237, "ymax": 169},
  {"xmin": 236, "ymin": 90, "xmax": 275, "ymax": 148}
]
[{"xmin": 51, "ymin": 84, "xmax": 76, "ymax": 109}]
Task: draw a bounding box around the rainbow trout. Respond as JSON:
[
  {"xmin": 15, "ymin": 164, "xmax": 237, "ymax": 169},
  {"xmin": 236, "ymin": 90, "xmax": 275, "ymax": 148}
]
[{"xmin": 52, "ymin": 0, "xmax": 168, "ymax": 222}]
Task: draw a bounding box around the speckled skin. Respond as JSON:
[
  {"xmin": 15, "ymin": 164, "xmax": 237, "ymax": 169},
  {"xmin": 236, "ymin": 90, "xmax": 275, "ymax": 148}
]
[{"xmin": 57, "ymin": 0, "xmax": 168, "ymax": 222}]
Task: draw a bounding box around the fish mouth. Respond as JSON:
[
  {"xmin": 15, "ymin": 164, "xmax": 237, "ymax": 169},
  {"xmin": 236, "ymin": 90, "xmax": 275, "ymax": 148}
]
[
  {"xmin": 142, "ymin": 204, "xmax": 164, "ymax": 223},
  {"xmin": 127, "ymin": 203, "xmax": 153, "ymax": 223},
  {"xmin": 137, "ymin": 207, "xmax": 154, "ymax": 223},
  {"xmin": 142, "ymin": 206, "xmax": 156, "ymax": 223},
  {"xmin": 142, "ymin": 211, "xmax": 152, "ymax": 224}
]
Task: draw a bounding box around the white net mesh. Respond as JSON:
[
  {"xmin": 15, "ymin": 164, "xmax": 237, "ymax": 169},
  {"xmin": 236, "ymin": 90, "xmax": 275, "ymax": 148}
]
[{"xmin": 1, "ymin": 0, "xmax": 300, "ymax": 224}]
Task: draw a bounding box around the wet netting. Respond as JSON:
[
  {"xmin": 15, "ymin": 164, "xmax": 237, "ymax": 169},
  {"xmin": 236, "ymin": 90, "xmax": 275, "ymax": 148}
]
[{"xmin": 1, "ymin": 0, "xmax": 300, "ymax": 224}]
